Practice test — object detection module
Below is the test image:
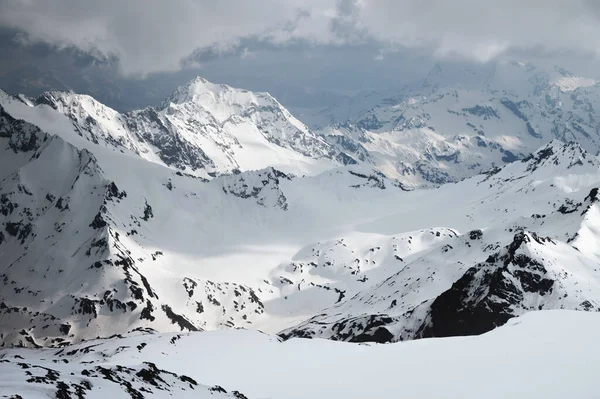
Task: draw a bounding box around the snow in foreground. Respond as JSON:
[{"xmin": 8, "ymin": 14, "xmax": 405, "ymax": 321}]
[{"xmin": 0, "ymin": 310, "xmax": 597, "ymax": 398}]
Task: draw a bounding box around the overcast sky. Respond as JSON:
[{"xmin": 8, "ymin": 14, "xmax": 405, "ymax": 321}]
[
  {"xmin": 2, "ymin": 0, "xmax": 600, "ymax": 75},
  {"xmin": 1, "ymin": 0, "xmax": 600, "ymax": 117}
]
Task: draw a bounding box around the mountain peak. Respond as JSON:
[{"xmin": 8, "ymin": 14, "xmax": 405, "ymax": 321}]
[
  {"xmin": 154, "ymin": 76, "xmax": 340, "ymax": 166},
  {"xmin": 518, "ymin": 139, "xmax": 598, "ymax": 175},
  {"xmin": 532, "ymin": 139, "xmax": 588, "ymax": 160},
  {"xmin": 162, "ymin": 76, "xmax": 271, "ymax": 110}
]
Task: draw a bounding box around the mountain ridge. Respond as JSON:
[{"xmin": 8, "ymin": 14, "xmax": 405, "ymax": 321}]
[{"xmin": 1, "ymin": 77, "xmax": 349, "ymax": 181}]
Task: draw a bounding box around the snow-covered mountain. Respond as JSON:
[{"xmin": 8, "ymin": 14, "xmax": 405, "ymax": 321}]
[
  {"xmin": 318, "ymin": 62, "xmax": 600, "ymax": 186},
  {"xmin": 2, "ymin": 73, "xmax": 600, "ymax": 350},
  {"xmin": 0, "ymin": 86, "xmax": 406, "ymax": 347},
  {"xmin": 18, "ymin": 77, "xmax": 350, "ymax": 180}
]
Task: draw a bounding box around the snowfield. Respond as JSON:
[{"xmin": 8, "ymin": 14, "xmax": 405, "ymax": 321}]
[{"xmin": 1, "ymin": 311, "xmax": 599, "ymax": 398}]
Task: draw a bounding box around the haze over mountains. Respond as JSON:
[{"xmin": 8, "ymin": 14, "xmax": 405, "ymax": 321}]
[
  {"xmin": 317, "ymin": 61, "xmax": 600, "ymax": 186},
  {"xmin": 3, "ymin": 59, "xmax": 600, "ymax": 397}
]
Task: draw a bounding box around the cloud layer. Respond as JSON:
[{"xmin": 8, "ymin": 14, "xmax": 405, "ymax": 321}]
[{"xmin": 1, "ymin": 0, "xmax": 599, "ymax": 75}]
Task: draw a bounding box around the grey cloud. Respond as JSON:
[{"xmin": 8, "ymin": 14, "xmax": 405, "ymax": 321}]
[
  {"xmin": 359, "ymin": 0, "xmax": 600, "ymax": 61},
  {"xmin": 1, "ymin": 0, "xmax": 600, "ymax": 75},
  {"xmin": 330, "ymin": 0, "xmax": 367, "ymax": 41},
  {"xmin": 585, "ymin": 0, "xmax": 600, "ymax": 18},
  {"xmin": 0, "ymin": 0, "xmax": 336, "ymax": 75}
]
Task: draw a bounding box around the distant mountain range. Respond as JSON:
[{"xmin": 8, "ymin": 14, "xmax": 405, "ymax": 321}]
[{"xmin": 316, "ymin": 61, "xmax": 600, "ymax": 186}]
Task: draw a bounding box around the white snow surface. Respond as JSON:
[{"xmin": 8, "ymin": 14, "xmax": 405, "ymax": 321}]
[{"xmin": 1, "ymin": 310, "xmax": 599, "ymax": 398}]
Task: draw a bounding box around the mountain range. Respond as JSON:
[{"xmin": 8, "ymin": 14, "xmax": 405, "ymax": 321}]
[{"xmin": 2, "ymin": 62, "xmax": 600, "ymax": 397}]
